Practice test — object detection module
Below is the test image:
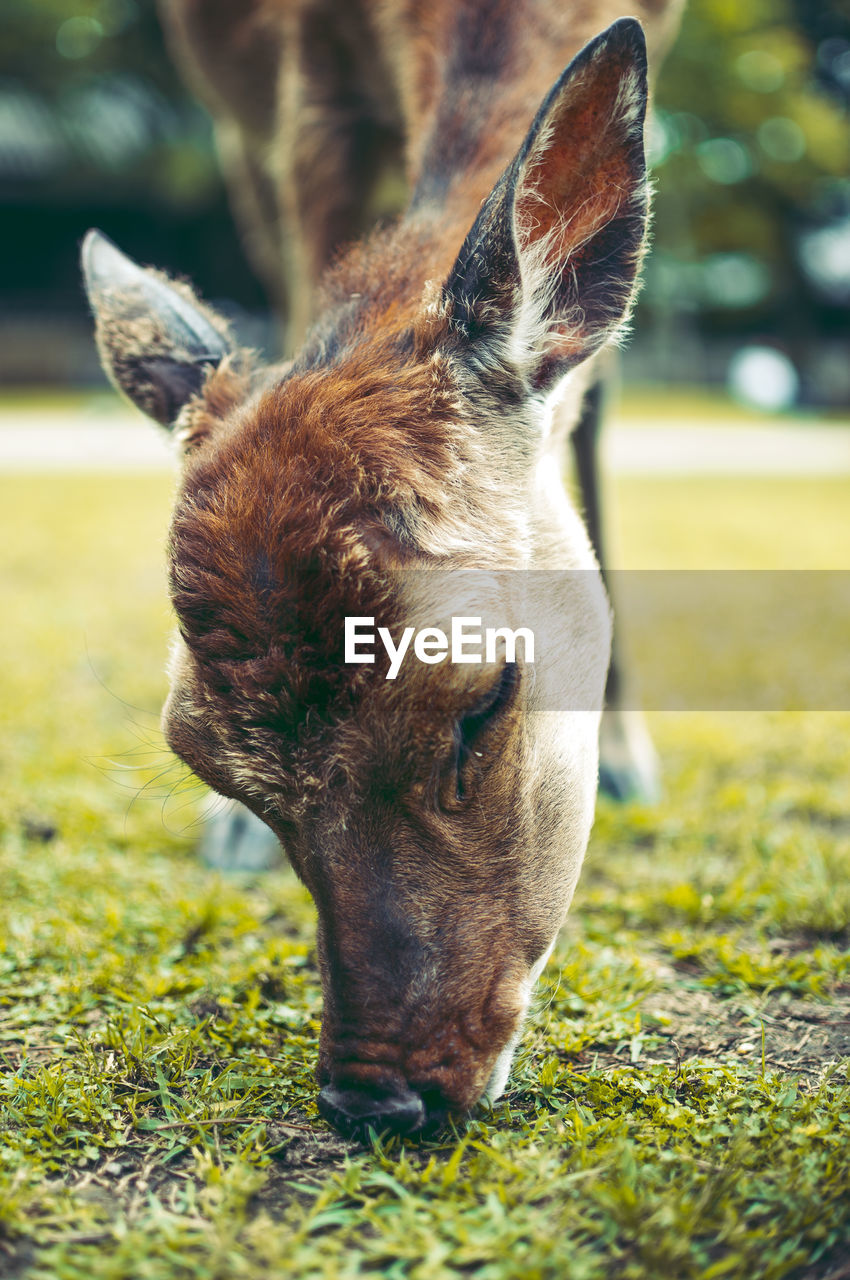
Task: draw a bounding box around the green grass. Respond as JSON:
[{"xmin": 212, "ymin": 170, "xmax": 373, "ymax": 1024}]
[
  {"xmin": 1, "ymin": 467, "xmax": 849, "ymax": 1279},
  {"xmin": 609, "ymin": 385, "xmax": 850, "ymax": 427}
]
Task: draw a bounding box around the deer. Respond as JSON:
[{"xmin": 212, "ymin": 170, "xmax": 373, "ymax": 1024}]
[{"xmin": 82, "ymin": 0, "xmax": 683, "ymax": 1140}]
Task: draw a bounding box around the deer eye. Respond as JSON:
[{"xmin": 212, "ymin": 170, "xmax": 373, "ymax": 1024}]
[{"xmin": 449, "ymin": 663, "xmax": 521, "ymax": 804}]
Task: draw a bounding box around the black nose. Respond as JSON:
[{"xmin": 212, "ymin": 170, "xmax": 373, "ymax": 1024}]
[{"xmin": 317, "ymin": 1082, "xmax": 426, "ymax": 1140}]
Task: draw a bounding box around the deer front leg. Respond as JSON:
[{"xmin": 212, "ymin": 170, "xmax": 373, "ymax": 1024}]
[{"xmin": 570, "ymin": 380, "xmax": 661, "ymax": 804}]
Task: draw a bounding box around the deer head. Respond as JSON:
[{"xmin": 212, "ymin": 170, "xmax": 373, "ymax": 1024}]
[{"xmin": 82, "ymin": 18, "xmax": 648, "ymax": 1137}]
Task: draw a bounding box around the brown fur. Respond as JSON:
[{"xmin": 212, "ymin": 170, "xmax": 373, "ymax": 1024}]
[
  {"xmin": 87, "ymin": 0, "xmax": 683, "ymax": 1127},
  {"xmin": 163, "ymin": 336, "xmax": 544, "ymax": 1106}
]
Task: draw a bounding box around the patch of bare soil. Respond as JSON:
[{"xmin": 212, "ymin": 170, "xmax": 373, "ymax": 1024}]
[
  {"xmin": 650, "ymin": 982, "xmax": 850, "ymax": 1078},
  {"xmin": 567, "ymin": 955, "xmax": 850, "ymax": 1084},
  {"xmin": 17, "ymin": 1113, "xmax": 364, "ymax": 1248},
  {"xmin": 255, "ymin": 1117, "xmax": 359, "ymax": 1217},
  {"xmin": 0, "ymin": 1241, "xmax": 35, "ymax": 1280}
]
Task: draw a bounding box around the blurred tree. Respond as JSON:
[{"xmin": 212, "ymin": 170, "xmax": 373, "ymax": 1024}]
[
  {"xmin": 1, "ymin": 0, "xmax": 848, "ymax": 400},
  {"xmin": 0, "ymin": 0, "xmax": 266, "ymax": 316},
  {"xmin": 2, "ymin": 0, "xmax": 217, "ymax": 201},
  {"xmin": 642, "ymin": 0, "xmax": 850, "ymax": 402}
]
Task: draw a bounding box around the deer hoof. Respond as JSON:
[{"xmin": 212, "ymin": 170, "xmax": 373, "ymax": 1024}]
[{"xmin": 598, "ymin": 708, "xmax": 661, "ymax": 804}]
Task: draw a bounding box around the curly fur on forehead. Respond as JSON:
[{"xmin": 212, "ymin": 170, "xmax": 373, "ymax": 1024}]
[{"xmin": 167, "ymin": 336, "xmax": 477, "ymax": 677}]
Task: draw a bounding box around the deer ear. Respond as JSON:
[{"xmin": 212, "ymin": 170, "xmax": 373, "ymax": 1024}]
[
  {"xmin": 443, "ymin": 18, "xmax": 649, "ymax": 393},
  {"xmin": 81, "ymin": 230, "xmax": 234, "ymax": 427}
]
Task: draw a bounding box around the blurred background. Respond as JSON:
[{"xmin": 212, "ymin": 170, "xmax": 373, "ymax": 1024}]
[{"xmin": 2, "ymin": 0, "xmax": 849, "ymax": 409}]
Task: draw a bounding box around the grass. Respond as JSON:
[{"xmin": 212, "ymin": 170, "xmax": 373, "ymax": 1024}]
[
  {"xmin": 3, "ymin": 382, "xmax": 849, "ymax": 428},
  {"xmin": 1, "ymin": 458, "xmax": 849, "ymax": 1279}
]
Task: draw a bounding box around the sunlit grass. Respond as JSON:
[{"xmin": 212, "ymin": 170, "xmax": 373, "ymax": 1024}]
[
  {"xmin": 609, "ymin": 474, "xmax": 850, "ymax": 569},
  {"xmin": 612, "ymin": 384, "xmax": 850, "ymax": 426},
  {"xmin": 1, "ymin": 464, "xmax": 848, "ymax": 1278}
]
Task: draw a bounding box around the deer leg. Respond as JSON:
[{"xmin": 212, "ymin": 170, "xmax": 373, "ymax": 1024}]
[
  {"xmin": 276, "ymin": 10, "xmax": 404, "ymax": 345},
  {"xmin": 571, "ymin": 379, "xmax": 661, "ymax": 804},
  {"xmin": 159, "ymin": 1, "xmax": 403, "ymax": 340},
  {"xmin": 158, "ymin": 1, "xmax": 286, "ymax": 299}
]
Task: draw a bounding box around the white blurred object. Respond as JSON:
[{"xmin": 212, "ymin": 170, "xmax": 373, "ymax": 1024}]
[
  {"xmin": 198, "ymin": 798, "xmax": 282, "ymax": 872},
  {"xmin": 799, "ymin": 218, "xmax": 850, "ymax": 304},
  {"xmin": 728, "ymin": 346, "xmax": 799, "ymax": 411}
]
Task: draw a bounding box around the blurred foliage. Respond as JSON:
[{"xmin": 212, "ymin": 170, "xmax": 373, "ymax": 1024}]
[
  {"xmin": 1, "ymin": 0, "xmax": 216, "ymax": 202},
  {"xmin": 1, "ymin": 0, "xmax": 849, "ymax": 397},
  {"xmin": 0, "ymin": 0, "xmax": 266, "ymax": 312},
  {"xmin": 641, "ymin": 0, "xmax": 850, "ymax": 398}
]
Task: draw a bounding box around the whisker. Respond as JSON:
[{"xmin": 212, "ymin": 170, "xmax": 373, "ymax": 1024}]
[
  {"xmin": 84, "ymin": 636, "xmax": 164, "ymax": 722},
  {"xmin": 161, "ymin": 784, "xmax": 233, "ymax": 837},
  {"xmin": 122, "ymin": 760, "xmax": 194, "ymax": 830}
]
